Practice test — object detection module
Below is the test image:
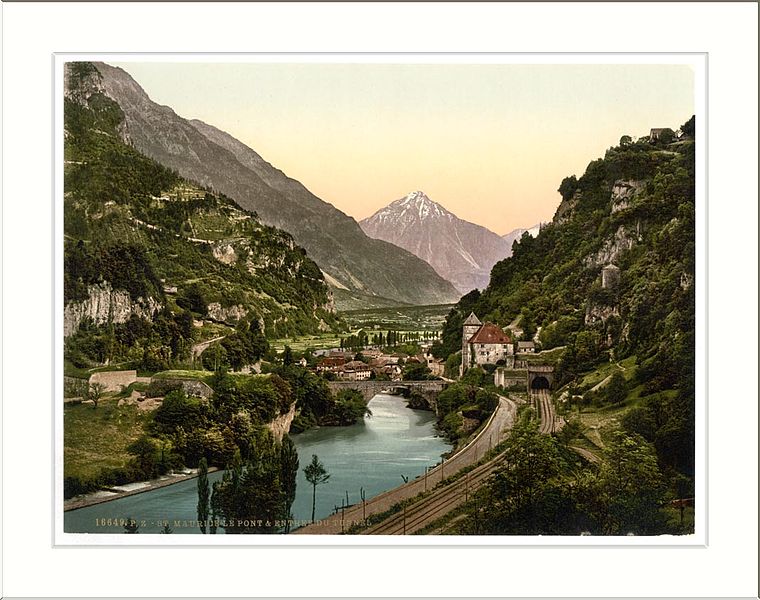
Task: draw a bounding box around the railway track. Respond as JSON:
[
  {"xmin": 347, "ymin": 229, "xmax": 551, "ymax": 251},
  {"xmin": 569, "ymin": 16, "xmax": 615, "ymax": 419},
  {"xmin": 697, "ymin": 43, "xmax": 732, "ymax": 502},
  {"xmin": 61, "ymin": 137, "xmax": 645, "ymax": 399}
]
[
  {"xmin": 364, "ymin": 391, "xmax": 565, "ymax": 534},
  {"xmin": 293, "ymin": 395, "xmax": 517, "ymax": 534},
  {"xmin": 364, "ymin": 454, "xmax": 505, "ymax": 535},
  {"xmin": 534, "ymin": 388, "xmax": 557, "ymax": 434}
]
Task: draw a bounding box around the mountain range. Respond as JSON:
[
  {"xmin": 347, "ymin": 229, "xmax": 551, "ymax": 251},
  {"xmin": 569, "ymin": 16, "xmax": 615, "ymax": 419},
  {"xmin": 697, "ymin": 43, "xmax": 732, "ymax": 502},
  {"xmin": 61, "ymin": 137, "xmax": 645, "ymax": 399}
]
[
  {"xmin": 502, "ymin": 224, "xmax": 542, "ymax": 257},
  {"xmin": 360, "ymin": 191, "xmax": 518, "ymax": 293},
  {"xmin": 88, "ymin": 62, "xmax": 458, "ymax": 308},
  {"xmin": 63, "ymin": 61, "xmax": 342, "ymax": 343}
]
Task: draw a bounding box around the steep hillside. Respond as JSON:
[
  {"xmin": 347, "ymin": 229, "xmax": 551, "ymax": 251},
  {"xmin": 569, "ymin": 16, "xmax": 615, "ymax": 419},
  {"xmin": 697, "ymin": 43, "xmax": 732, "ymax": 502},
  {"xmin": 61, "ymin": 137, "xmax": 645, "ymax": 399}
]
[
  {"xmin": 438, "ymin": 120, "xmax": 696, "ymax": 477},
  {"xmin": 63, "ymin": 62, "xmax": 341, "ymax": 358},
  {"xmin": 360, "ymin": 191, "xmax": 511, "ymax": 293},
  {"xmin": 87, "ymin": 62, "xmax": 458, "ymax": 307}
]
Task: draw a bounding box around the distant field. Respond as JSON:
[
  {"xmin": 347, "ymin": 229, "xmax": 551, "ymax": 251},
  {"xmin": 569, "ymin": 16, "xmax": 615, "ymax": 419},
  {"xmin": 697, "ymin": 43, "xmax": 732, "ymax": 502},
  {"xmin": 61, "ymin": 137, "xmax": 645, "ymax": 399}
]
[
  {"xmin": 270, "ymin": 332, "xmax": 346, "ymax": 353},
  {"xmin": 270, "ymin": 303, "xmax": 454, "ymax": 352},
  {"xmin": 342, "ymin": 303, "xmax": 454, "ymax": 331}
]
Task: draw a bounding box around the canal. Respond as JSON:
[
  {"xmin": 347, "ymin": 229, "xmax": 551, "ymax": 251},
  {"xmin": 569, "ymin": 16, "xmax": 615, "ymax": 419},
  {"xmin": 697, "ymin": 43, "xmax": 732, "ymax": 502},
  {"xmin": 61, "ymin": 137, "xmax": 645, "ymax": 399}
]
[{"xmin": 64, "ymin": 393, "xmax": 451, "ymax": 534}]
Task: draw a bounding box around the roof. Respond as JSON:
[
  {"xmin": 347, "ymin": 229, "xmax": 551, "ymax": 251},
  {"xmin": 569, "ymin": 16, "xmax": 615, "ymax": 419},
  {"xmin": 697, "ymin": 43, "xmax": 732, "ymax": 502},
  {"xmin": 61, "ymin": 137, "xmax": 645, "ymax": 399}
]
[
  {"xmin": 341, "ymin": 361, "xmax": 371, "ymax": 370},
  {"xmin": 517, "ymin": 341, "xmax": 535, "ymax": 348},
  {"xmin": 463, "ymin": 312, "xmax": 482, "ymax": 326},
  {"xmin": 468, "ymin": 322, "xmax": 512, "ymax": 345},
  {"xmin": 318, "ymin": 357, "xmax": 345, "ymax": 367}
]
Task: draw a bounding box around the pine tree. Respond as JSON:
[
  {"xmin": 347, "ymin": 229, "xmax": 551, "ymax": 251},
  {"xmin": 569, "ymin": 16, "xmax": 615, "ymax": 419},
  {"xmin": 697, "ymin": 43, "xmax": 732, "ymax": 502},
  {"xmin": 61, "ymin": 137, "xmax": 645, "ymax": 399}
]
[
  {"xmin": 197, "ymin": 457, "xmax": 210, "ymax": 534},
  {"xmin": 280, "ymin": 436, "xmax": 300, "ymax": 533},
  {"xmin": 303, "ymin": 454, "xmax": 330, "ymax": 523}
]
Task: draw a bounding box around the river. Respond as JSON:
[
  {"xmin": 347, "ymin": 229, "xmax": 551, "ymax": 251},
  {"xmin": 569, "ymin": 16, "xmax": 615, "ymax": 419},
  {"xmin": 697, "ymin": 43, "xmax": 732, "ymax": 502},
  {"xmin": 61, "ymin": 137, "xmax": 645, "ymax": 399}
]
[{"xmin": 64, "ymin": 393, "xmax": 451, "ymax": 534}]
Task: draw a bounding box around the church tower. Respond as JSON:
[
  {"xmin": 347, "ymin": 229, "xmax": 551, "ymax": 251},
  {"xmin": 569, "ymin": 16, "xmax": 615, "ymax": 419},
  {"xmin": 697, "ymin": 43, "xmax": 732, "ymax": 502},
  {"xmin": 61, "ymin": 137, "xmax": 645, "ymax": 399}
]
[{"xmin": 461, "ymin": 312, "xmax": 482, "ymax": 376}]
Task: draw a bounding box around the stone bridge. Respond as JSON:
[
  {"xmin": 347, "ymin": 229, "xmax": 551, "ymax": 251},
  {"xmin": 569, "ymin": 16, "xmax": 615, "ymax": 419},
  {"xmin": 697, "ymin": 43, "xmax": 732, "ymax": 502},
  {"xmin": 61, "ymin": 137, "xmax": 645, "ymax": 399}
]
[
  {"xmin": 326, "ymin": 380, "xmax": 447, "ymax": 413},
  {"xmin": 527, "ymin": 364, "xmax": 555, "ymax": 390}
]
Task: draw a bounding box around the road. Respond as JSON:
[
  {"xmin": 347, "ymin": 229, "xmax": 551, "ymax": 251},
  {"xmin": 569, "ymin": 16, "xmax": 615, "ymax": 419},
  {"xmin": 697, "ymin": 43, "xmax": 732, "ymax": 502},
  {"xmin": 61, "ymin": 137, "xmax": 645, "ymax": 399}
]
[
  {"xmin": 293, "ymin": 395, "xmax": 517, "ymax": 534},
  {"xmin": 191, "ymin": 335, "xmax": 226, "ymax": 359}
]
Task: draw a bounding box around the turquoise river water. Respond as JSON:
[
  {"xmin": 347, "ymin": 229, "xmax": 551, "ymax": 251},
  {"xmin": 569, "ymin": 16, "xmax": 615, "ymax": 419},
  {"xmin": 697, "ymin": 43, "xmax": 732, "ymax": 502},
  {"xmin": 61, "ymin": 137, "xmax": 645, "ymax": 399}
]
[{"xmin": 64, "ymin": 393, "xmax": 451, "ymax": 534}]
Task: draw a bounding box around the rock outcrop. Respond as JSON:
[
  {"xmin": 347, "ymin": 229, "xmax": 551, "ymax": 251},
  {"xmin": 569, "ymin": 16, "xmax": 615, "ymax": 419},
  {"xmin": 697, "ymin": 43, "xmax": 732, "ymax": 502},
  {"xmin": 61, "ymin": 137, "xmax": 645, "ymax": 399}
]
[
  {"xmin": 584, "ymin": 223, "xmax": 642, "ymax": 269},
  {"xmin": 64, "ymin": 282, "xmax": 161, "ymax": 337},
  {"xmin": 267, "ymin": 401, "xmax": 297, "ymax": 442},
  {"xmin": 610, "ymin": 179, "xmax": 644, "ymax": 213},
  {"xmin": 206, "ymin": 302, "xmax": 248, "ymax": 324}
]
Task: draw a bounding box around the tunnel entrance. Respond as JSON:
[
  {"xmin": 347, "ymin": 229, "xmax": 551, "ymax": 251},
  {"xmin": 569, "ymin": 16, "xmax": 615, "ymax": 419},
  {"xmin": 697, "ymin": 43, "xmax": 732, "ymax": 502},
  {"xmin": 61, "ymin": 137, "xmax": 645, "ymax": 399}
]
[{"xmin": 530, "ymin": 376, "xmax": 550, "ymax": 390}]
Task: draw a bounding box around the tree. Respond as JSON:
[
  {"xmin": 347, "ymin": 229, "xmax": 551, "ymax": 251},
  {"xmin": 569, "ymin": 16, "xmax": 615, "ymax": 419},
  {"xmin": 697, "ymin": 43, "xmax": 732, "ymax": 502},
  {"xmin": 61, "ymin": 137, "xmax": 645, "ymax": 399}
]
[
  {"xmin": 197, "ymin": 457, "xmax": 210, "ymax": 534},
  {"xmin": 520, "ymin": 310, "xmax": 536, "ymax": 342},
  {"xmin": 402, "ymin": 361, "xmax": 433, "ymax": 381},
  {"xmin": 477, "ymin": 415, "xmax": 562, "ymax": 534},
  {"xmin": 176, "ymin": 283, "xmax": 208, "ymax": 316},
  {"xmin": 594, "ymin": 431, "xmax": 666, "ymax": 534},
  {"xmin": 681, "ymin": 115, "xmax": 695, "ymax": 137},
  {"xmin": 126, "ymin": 435, "xmax": 159, "ymax": 479},
  {"xmin": 604, "ymin": 371, "xmax": 628, "ymax": 404},
  {"xmin": 280, "ymin": 436, "xmax": 299, "ymax": 532},
  {"xmin": 87, "ymin": 381, "xmax": 107, "ymax": 409},
  {"xmin": 282, "ymin": 345, "xmax": 294, "ymax": 366},
  {"xmin": 619, "ymin": 135, "xmax": 633, "ymax": 146},
  {"xmin": 324, "ymin": 389, "xmax": 371, "ymax": 426},
  {"xmin": 201, "ymin": 343, "xmax": 228, "ymax": 372},
  {"xmin": 303, "ymin": 454, "xmax": 330, "ymax": 523},
  {"xmin": 657, "ymin": 128, "xmax": 675, "ymax": 145},
  {"xmin": 557, "ymin": 175, "xmax": 579, "ymax": 202}
]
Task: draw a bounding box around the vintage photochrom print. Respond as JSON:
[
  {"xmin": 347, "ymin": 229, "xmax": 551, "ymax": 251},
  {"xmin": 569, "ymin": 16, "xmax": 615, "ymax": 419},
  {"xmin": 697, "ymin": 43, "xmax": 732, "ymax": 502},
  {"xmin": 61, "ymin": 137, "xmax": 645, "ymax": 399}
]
[{"xmin": 57, "ymin": 55, "xmax": 701, "ymax": 543}]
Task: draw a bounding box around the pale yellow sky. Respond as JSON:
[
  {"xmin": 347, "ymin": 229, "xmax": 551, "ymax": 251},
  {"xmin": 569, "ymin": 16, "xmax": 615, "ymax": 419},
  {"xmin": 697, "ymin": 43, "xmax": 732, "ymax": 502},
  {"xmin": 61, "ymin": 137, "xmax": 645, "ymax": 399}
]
[{"xmin": 112, "ymin": 62, "xmax": 693, "ymax": 234}]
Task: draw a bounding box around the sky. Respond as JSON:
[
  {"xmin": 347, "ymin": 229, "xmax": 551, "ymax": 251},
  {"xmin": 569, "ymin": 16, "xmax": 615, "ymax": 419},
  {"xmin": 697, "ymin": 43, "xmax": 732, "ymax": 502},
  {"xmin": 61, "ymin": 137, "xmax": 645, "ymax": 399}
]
[{"xmin": 112, "ymin": 62, "xmax": 694, "ymax": 235}]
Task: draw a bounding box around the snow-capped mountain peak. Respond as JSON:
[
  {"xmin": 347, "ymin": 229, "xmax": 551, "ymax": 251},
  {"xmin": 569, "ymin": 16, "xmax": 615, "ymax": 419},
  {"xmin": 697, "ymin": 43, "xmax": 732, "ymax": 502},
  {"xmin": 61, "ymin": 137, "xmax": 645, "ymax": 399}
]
[
  {"xmin": 381, "ymin": 190, "xmax": 450, "ymax": 221},
  {"xmin": 360, "ymin": 191, "xmax": 511, "ymax": 293}
]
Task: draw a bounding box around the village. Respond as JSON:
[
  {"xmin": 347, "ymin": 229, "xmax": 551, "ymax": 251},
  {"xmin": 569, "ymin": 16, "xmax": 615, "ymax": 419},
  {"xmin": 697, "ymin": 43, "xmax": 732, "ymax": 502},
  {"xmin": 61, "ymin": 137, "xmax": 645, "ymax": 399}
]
[{"xmin": 308, "ymin": 313, "xmax": 540, "ymax": 389}]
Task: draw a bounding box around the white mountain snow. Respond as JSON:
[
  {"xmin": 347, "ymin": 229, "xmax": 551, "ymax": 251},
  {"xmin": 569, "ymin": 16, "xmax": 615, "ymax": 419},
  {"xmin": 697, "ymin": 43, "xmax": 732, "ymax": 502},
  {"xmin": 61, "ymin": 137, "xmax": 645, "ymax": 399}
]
[{"xmin": 360, "ymin": 191, "xmax": 512, "ymax": 294}]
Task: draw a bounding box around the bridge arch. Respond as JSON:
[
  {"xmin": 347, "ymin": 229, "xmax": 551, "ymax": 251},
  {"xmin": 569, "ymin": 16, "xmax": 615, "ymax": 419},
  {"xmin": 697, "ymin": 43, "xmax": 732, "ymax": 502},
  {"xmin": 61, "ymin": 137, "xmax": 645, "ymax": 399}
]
[{"xmin": 325, "ymin": 380, "xmax": 447, "ymax": 414}]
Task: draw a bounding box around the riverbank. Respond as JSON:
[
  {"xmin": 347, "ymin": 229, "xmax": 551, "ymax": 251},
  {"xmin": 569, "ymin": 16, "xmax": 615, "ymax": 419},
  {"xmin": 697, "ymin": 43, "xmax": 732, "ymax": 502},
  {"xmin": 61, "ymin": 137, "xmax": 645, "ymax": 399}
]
[
  {"xmin": 64, "ymin": 393, "xmax": 450, "ymax": 534},
  {"xmin": 293, "ymin": 394, "xmax": 517, "ymax": 534},
  {"xmin": 64, "ymin": 467, "xmax": 219, "ymax": 512}
]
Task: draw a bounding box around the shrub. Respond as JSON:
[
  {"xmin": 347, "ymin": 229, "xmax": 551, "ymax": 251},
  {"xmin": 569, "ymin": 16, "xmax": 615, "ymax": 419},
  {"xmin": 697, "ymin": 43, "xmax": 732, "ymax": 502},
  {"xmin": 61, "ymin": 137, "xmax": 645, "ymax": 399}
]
[{"xmin": 63, "ymin": 476, "xmax": 99, "ymax": 499}]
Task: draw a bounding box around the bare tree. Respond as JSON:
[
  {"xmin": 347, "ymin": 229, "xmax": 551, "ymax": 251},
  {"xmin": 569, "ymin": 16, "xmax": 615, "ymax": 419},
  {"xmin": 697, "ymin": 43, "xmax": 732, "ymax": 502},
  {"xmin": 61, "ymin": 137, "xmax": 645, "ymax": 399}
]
[{"xmin": 87, "ymin": 382, "xmax": 107, "ymax": 409}]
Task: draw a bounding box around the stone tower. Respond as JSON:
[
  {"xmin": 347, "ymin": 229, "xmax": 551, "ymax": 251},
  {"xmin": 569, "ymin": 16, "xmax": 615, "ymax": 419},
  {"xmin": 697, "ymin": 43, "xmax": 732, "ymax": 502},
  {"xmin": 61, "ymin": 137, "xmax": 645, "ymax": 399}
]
[
  {"xmin": 602, "ymin": 264, "xmax": 621, "ymax": 289},
  {"xmin": 461, "ymin": 312, "xmax": 482, "ymax": 375}
]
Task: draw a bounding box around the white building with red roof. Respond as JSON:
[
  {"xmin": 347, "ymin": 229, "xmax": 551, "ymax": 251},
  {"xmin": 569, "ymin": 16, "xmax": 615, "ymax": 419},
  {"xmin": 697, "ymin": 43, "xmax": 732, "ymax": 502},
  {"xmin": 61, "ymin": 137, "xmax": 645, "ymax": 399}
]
[{"xmin": 461, "ymin": 312, "xmax": 514, "ymax": 375}]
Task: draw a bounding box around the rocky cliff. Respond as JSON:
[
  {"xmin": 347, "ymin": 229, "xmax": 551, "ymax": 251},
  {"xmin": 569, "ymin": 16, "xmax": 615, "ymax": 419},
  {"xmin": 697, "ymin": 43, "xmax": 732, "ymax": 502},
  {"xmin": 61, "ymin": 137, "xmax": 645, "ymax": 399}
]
[
  {"xmin": 441, "ymin": 119, "xmax": 696, "ymax": 400},
  {"xmin": 266, "ymin": 401, "xmax": 298, "ymax": 442},
  {"xmin": 64, "ymin": 282, "xmax": 161, "ymax": 338}
]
